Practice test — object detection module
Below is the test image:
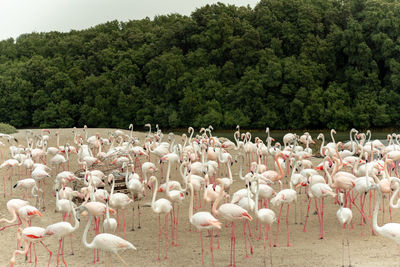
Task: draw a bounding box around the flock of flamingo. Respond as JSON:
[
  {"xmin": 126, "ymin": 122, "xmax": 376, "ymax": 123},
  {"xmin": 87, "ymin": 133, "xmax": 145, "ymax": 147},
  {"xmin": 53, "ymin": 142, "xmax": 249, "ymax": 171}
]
[{"xmin": 0, "ymin": 125, "xmax": 400, "ymax": 266}]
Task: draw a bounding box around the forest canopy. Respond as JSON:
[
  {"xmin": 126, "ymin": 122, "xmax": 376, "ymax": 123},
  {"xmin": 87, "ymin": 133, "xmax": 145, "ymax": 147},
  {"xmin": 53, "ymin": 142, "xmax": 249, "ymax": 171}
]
[{"xmin": 0, "ymin": 0, "xmax": 398, "ymax": 130}]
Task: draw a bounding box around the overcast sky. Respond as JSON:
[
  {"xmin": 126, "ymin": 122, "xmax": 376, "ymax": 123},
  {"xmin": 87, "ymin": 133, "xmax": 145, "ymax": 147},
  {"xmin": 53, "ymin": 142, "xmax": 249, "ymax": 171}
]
[{"xmin": 0, "ymin": 0, "xmax": 259, "ymax": 41}]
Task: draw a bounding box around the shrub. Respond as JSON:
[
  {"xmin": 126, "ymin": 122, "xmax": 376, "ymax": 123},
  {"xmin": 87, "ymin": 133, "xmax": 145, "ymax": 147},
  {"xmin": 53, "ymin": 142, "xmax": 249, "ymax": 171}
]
[{"xmin": 0, "ymin": 123, "xmax": 17, "ymax": 134}]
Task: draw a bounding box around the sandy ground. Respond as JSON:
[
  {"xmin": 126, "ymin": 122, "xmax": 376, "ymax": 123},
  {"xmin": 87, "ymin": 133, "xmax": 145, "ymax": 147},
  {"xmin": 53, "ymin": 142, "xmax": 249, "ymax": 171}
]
[{"xmin": 0, "ymin": 128, "xmax": 398, "ymax": 267}]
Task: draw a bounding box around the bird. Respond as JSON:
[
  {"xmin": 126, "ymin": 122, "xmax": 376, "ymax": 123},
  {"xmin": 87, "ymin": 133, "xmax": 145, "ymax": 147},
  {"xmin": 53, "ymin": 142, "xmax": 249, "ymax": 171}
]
[
  {"xmin": 0, "ymin": 198, "xmax": 29, "ymax": 230},
  {"xmin": 45, "ymin": 195, "xmax": 80, "ymax": 266},
  {"xmin": 371, "ymin": 183, "xmax": 400, "ymax": 265},
  {"xmin": 104, "ymin": 194, "xmax": 117, "ymax": 233},
  {"xmin": 253, "ymin": 176, "xmax": 276, "ymax": 267},
  {"xmin": 9, "ymin": 226, "xmax": 52, "ymax": 267},
  {"xmin": 147, "ymin": 175, "xmax": 173, "ymax": 261},
  {"xmin": 80, "ymin": 206, "xmax": 136, "ymax": 267},
  {"xmin": 188, "ymin": 183, "xmax": 221, "ymax": 267},
  {"xmin": 13, "ymin": 178, "xmax": 36, "ymax": 199},
  {"xmin": 212, "ymin": 178, "xmax": 252, "ymax": 267},
  {"xmin": 336, "ymin": 192, "xmax": 353, "ymax": 267},
  {"xmin": 108, "ymin": 173, "xmax": 133, "ymax": 239}
]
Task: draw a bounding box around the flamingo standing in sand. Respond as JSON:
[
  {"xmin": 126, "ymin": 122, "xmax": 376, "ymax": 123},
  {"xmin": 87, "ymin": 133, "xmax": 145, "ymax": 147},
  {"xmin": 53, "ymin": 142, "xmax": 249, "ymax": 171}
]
[
  {"xmin": 148, "ymin": 175, "xmax": 173, "ymax": 260},
  {"xmin": 336, "ymin": 192, "xmax": 353, "ymax": 267},
  {"xmin": 80, "ymin": 206, "xmax": 136, "ymax": 266},
  {"xmin": 212, "ymin": 178, "xmax": 252, "ymax": 267},
  {"xmin": 45, "ymin": 195, "xmax": 80, "ymax": 266},
  {"xmin": 9, "ymin": 226, "xmax": 52, "ymax": 267},
  {"xmin": 188, "ymin": 183, "xmax": 221, "ymax": 267}
]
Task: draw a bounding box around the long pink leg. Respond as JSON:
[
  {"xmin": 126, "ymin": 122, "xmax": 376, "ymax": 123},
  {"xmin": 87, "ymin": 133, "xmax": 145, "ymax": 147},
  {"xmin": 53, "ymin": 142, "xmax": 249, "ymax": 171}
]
[
  {"xmin": 244, "ymin": 221, "xmax": 249, "ymax": 258},
  {"xmin": 157, "ymin": 215, "xmax": 161, "ymax": 260},
  {"xmin": 209, "ymin": 229, "xmax": 214, "ymax": 267},
  {"xmin": 286, "ymin": 204, "xmax": 291, "ymax": 246},
  {"xmin": 230, "ymin": 223, "xmax": 233, "ymax": 266},
  {"xmin": 200, "ymin": 231, "xmax": 204, "ymax": 267},
  {"xmin": 3, "ymin": 169, "xmax": 7, "ymax": 197},
  {"xmin": 56, "ymin": 239, "xmax": 61, "ymax": 267},
  {"xmin": 33, "ymin": 243, "xmax": 37, "ymax": 267},
  {"xmin": 175, "ymin": 205, "xmax": 179, "ymax": 246},
  {"xmin": 116, "ymin": 209, "xmax": 120, "ymax": 232},
  {"xmin": 164, "ymin": 213, "xmax": 169, "ymax": 260},
  {"xmin": 170, "ymin": 208, "xmax": 175, "ymax": 246},
  {"xmin": 61, "ymin": 238, "xmax": 67, "ymax": 267},
  {"xmin": 314, "ymin": 199, "xmax": 323, "ymax": 239},
  {"xmin": 382, "ymin": 195, "xmax": 385, "ymax": 224},
  {"xmin": 303, "ymin": 197, "xmax": 311, "ymax": 232},
  {"xmin": 274, "ymin": 204, "xmax": 283, "ymax": 247},
  {"xmin": 41, "ymin": 240, "xmax": 53, "ymax": 267},
  {"xmin": 216, "ymin": 229, "xmax": 220, "ymax": 249},
  {"xmin": 122, "ymin": 209, "xmax": 126, "ymax": 239},
  {"xmin": 10, "ymin": 168, "xmax": 13, "ymax": 196},
  {"xmin": 321, "ymin": 198, "xmax": 325, "ymax": 237},
  {"xmin": 247, "ymin": 221, "xmax": 254, "ymax": 255},
  {"xmin": 233, "ymin": 222, "xmax": 236, "ymax": 267}
]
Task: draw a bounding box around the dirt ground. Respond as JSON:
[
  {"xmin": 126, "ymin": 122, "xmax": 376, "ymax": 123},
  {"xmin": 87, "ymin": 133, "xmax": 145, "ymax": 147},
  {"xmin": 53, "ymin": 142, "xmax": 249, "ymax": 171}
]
[{"xmin": 0, "ymin": 128, "xmax": 398, "ymax": 267}]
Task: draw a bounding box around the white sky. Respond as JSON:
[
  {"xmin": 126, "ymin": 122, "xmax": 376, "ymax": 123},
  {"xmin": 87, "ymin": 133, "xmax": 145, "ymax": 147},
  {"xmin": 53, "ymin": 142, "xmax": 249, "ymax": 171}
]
[{"xmin": 0, "ymin": 0, "xmax": 259, "ymax": 41}]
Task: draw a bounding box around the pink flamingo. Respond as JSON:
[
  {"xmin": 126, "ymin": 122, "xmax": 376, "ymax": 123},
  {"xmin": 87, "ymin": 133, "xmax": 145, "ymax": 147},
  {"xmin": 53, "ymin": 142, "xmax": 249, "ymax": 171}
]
[
  {"xmin": 9, "ymin": 226, "xmax": 52, "ymax": 267},
  {"xmin": 188, "ymin": 183, "xmax": 221, "ymax": 267},
  {"xmin": 108, "ymin": 173, "xmax": 133, "ymax": 239},
  {"xmin": 337, "ymin": 192, "xmax": 353, "ymax": 267},
  {"xmin": 81, "ymin": 206, "xmax": 136, "ymax": 266},
  {"xmin": 82, "ymin": 199, "xmax": 115, "ymax": 263},
  {"xmin": 45, "ymin": 196, "xmax": 80, "ymax": 266},
  {"xmin": 271, "ymin": 185, "xmax": 297, "ymax": 247},
  {"xmin": 0, "ymin": 198, "xmax": 29, "ymax": 230},
  {"xmin": 212, "ymin": 178, "xmax": 252, "ymax": 267},
  {"xmin": 148, "ymin": 175, "xmax": 173, "ymax": 260},
  {"xmin": 0, "ymin": 159, "xmax": 21, "ymax": 197},
  {"xmin": 253, "ymin": 176, "xmax": 276, "ymax": 266}
]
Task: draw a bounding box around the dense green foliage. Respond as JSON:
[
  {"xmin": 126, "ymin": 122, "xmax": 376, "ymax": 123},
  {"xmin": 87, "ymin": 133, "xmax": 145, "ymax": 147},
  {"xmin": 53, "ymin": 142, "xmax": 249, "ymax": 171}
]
[
  {"xmin": 0, "ymin": 0, "xmax": 399, "ymax": 130},
  {"xmin": 0, "ymin": 123, "xmax": 17, "ymax": 134}
]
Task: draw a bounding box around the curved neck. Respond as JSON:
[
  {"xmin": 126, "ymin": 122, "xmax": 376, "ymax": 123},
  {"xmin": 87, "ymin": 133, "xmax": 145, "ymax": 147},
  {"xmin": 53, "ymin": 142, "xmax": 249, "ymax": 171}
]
[
  {"xmin": 151, "ymin": 178, "xmax": 158, "ymax": 211},
  {"xmin": 188, "ymin": 128, "xmax": 194, "ymax": 145},
  {"xmin": 373, "ymin": 186, "xmax": 382, "ymax": 233},
  {"xmin": 165, "ymin": 160, "xmax": 172, "ymax": 196},
  {"xmin": 319, "ymin": 135, "xmax": 325, "ymax": 156},
  {"xmin": 275, "ymin": 155, "xmax": 284, "ymax": 180},
  {"xmin": 110, "ymin": 175, "xmax": 115, "ymax": 196},
  {"xmin": 239, "ymin": 155, "xmax": 245, "ymax": 180},
  {"xmin": 330, "ymin": 130, "xmax": 336, "ymax": 144},
  {"xmin": 212, "ymin": 182, "xmax": 225, "ymax": 216},
  {"xmin": 323, "ymin": 158, "xmax": 335, "ymax": 185},
  {"xmin": 70, "ymin": 197, "xmax": 79, "ymax": 231},
  {"xmin": 106, "ymin": 200, "xmax": 111, "ymax": 220},
  {"xmin": 125, "ymin": 165, "xmax": 129, "ymax": 186},
  {"xmin": 188, "ymin": 183, "xmax": 194, "ymax": 219},
  {"xmin": 390, "ymin": 180, "xmax": 400, "ymax": 208},
  {"xmin": 82, "ymin": 209, "xmax": 94, "ymax": 249}
]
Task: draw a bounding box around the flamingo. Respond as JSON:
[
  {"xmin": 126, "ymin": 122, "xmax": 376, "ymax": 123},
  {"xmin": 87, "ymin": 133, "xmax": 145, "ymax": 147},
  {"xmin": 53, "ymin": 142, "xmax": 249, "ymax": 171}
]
[
  {"xmin": 45, "ymin": 195, "xmax": 80, "ymax": 266},
  {"xmin": 104, "ymin": 194, "xmax": 117, "ymax": 233},
  {"xmin": 271, "ymin": 181, "xmax": 297, "ymax": 247},
  {"xmin": 147, "ymin": 175, "xmax": 173, "ymax": 260},
  {"xmin": 253, "ymin": 176, "xmax": 276, "ymax": 266},
  {"xmin": 9, "ymin": 226, "xmax": 52, "ymax": 267},
  {"xmin": 13, "ymin": 178, "xmax": 36, "ymax": 199},
  {"xmin": 188, "ymin": 183, "xmax": 221, "ymax": 267},
  {"xmin": 108, "ymin": 173, "xmax": 133, "ymax": 239},
  {"xmin": 212, "ymin": 178, "xmax": 252, "ymax": 267},
  {"xmin": 124, "ymin": 163, "xmax": 145, "ymax": 230},
  {"xmin": 80, "ymin": 206, "xmax": 136, "ymax": 266},
  {"xmin": 371, "ymin": 183, "xmax": 400, "ymax": 264},
  {"xmin": 336, "ymin": 192, "xmax": 353, "ymax": 267},
  {"xmin": 0, "ymin": 158, "xmax": 21, "ymax": 197},
  {"xmin": 0, "ymin": 198, "xmax": 29, "ymax": 230}
]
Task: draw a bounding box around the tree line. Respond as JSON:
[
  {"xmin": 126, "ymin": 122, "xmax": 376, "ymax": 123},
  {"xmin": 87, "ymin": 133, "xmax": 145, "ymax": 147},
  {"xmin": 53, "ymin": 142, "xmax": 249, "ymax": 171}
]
[{"xmin": 0, "ymin": 0, "xmax": 399, "ymax": 130}]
